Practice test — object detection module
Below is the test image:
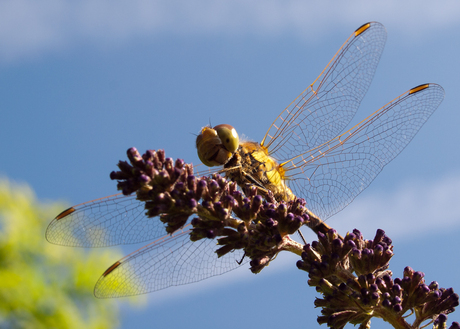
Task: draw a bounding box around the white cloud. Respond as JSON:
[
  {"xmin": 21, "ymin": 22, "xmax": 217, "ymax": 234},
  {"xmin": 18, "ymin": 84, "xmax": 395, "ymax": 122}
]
[
  {"xmin": 1, "ymin": 0, "xmax": 460, "ymax": 63},
  {"xmin": 330, "ymin": 173, "xmax": 460, "ymax": 239}
]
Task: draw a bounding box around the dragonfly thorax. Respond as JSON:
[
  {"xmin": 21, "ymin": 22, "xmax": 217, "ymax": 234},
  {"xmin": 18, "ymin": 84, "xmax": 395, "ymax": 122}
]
[{"xmin": 224, "ymin": 141, "xmax": 295, "ymax": 202}]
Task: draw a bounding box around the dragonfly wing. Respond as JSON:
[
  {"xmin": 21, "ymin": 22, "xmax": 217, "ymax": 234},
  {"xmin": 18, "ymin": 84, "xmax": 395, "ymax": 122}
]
[
  {"xmin": 282, "ymin": 83, "xmax": 444, "ymax": 220},
  {"xmin": 94, "ymin": 228, "xmax": 246, "ymax": 298},
  {"xmin": 192, "ymin": 163, "xmax": 224, "ymax": 177},
  {"xmin": 46, "ymin": 193, "xmax": 172, "ymax": 247},
  {"xmin": 262, "ymin": 22, "xmax": 387, "ymax": 161}
]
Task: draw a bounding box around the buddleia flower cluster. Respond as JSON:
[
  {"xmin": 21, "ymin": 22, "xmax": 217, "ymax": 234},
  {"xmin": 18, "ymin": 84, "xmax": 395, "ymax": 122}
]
[
  {"xmin": 297, "ymin": 229, "xmax": 459, "ymax": 328},
  {"xmin": 110, "ymin": 147, "xmax": 309, "ymax": 273},
  {"xmin": 110, "ymin": 148, "xmax": 459, "ymax": 328}
]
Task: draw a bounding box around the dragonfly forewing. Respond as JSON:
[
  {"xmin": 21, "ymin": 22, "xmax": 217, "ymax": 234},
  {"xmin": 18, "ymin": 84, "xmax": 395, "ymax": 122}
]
[{"xmin": 262, "ymin": 22, "xmax": 387, "ymax": 161}]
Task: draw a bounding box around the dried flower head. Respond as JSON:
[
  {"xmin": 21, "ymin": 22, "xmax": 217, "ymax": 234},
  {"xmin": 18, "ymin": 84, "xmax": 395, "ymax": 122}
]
[
  {"xmin": 297, "ymin": 228, "xmax": 459, "ymax": 329},
  {"xmin": 111, "ymin": 148, "xmax": 458, "ymax": 328},
  {"xmin": 110, "ymin": 147, "xmax": 312, "ymax": 272}
]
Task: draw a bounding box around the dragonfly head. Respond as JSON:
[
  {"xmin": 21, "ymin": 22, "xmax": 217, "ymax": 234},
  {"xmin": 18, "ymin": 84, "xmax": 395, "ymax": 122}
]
[{"xmin": 196, "ymin": 124, "xmax": 239, "ymax": 167}]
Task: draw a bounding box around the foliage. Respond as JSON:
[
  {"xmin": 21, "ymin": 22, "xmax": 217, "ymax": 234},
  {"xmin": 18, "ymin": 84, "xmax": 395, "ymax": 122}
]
[{"xmin": 0, "ymin": 179, "xmax": 123, "ymax": 329}]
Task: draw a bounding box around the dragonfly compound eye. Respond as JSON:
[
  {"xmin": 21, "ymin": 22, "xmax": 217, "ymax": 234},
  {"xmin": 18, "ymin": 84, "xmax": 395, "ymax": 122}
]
[
  {"xmin": 214, "ymin": 124, "xmax": 239, "ymax": 154},
  {"xmin": 196, "ymin": 124, "xmax": 239, "ymax": 167}
]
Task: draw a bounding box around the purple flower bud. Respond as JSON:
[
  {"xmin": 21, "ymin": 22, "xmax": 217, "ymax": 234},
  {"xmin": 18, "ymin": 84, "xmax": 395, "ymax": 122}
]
[
  {"xmin": 374, "ymin": 244, "xmax": 383, "ymax": 254},
  {"xmin": 265, "ymin": 218, "xmax": 275, "ymax": 227},
  {"xmin": 392, "ymin": 284, "xmax": 402, "ymax": 294},
  {"xmin": 429, "ymin": 281, "xmax": 439, "ymax": 290},
  {"xmin": 403, "ymin": 266, "xmax": 414, "ymax": 277},
  {"xmin": 173, "ymin": 167, "xmax": 181, "ymax": 179},
  {"xmin": 382, "ymin": 299, "xmax": 391, "ymax": 308},
  {"xmin": 150, "ymin": 168, "xmax": 159, "ymax": 178},
  {"xmin": 188, "ymin": 198, "xmax": 197, "ymax": 209},
  {"xmin": 127, "ymin": 147, "xmax": 141, "ymax": 161},
  {"xmin": 117, "ymin": 160, "xmax": 133, "ymax": 173},
  {"xmin": 228, "ymin": 195, "xmax": 239, "ymax": 209},
  {"xmin": 217, "ymin": 177, "xmax": 227, "ymax": 189},
  {"xmin": 175, "ymin": 158, "xmax": 184, "ymax": 169},
  {"xmin": 382, "ymin": 236, "xmax": 392, "ymax": 245},
  {"xmin": 217, "ymin": 207, "xmax": 229, "ymax": 219},
  {"xmin": 277, "ymin": 203, "xmax": 287, "ymax": 213},
  {"xmin": 362, "ymin": 248, "xmax": 372, "ymax": 256},
  {"xmin": 110, "ymin": 171, "xmax": 119, "ymax": 180},
  {"xmin": 401, "ymin": 276, "xmax": 411, "ymax": 288},
  {"xmin": 331, "ymin": 239, "xmax": 343, "ymax": 254},
  {"xmin": 345, "ymin": 240, "xmax": 356, "ymax": 249},
  {"xmin": 301, "ymin": 251, "xmax": 309, "ymax": 260},
  {"xmin": 186, "ymin": 175, "xmax": 196, "ymax": 189},
  {"xmin": 345, "ymin": 232, "xmax": 356, "ymax": 241},
  {"xmin": 170, "ymin": 189, "xmax": 182, "ymax": 200},
  {"xmin": 196, "ymin": 179, "xmax": 207, "ymax": 199},
  {"xmin": 450, "ymin": 322, "xmax": 460, "ymax": 329},
  {"xmin": 157, "ymin": 149, "xmax": 165, "ymax": 162},
  {"xmin": 330, "ymin": 253, "xmax": 340, "ymax": 264},
  {"xmin": 296, "ymin": 260, "xmax": 305, "ymax": 269},
  {"xmin": 373, "ymin": 229, "xmax": 385, "ymax": 243},
  {"xmin": 443, "ymin": 288, "xmax": 456, "ymax": 298},
  {"xmin": 159, "ymin": 170, "xmax": 170, "ymax": 182},
  {"xmin": 139, "ymin": 174, "xmax": 151, "ymax": 183},
  {"xmin": 294, "ymin": 198, "xmax": 306, "ymax": 207},
  {"xmin": 393, "ymin": 304, "xmax": 403, "ymax": 313},
  {"xmin": 352, "ymin": 229, "xmax": 362, "ymax": 238},
  {"xmin": 419, "ymin": 284, "xmax": 430, "ymax": 294},
  {"xmin": 251, "ymin": 195, "xmax": 263, "ymax": 212},
  {"xmin": 327, "ymin": 228, "xmax": 337, "ymax": 237},
  {"xmin": 265, "ymin": 209, "xmax": 276, "ymax": 218},
  {"xmin": 413, "ymin": 271, "xmax": 424, "ymax": 281},
  {"xmin": 208, "ymin": 179, "xmax": 218, "ymax": 190},
  {"xmin": 202, "ymin": 200, "xmax": 213, "ymax": 210},
  {"xmin": 294, "ymin": 216, "xmax": 304, "ymax": 225},
  {"xmin": 301, "ymin": 213, "xmax": 310, "ymax": 223},
  {"xmin": 431, "ymin": 290, "xmax": 442, "ymax": 299},
  {"xmin": 434, "ymin": 314, "xmax": 447, "ymax": 325},
  {"xmin": 164, "ymin": 157, "xmax": 173, "ymax": 170},
  {"xmin": 144, "ymin": 149, "xmax": 155, "ymax": 160}
]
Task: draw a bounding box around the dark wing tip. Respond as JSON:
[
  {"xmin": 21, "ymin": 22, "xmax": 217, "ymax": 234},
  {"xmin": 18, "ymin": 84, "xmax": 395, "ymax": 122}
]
[{"xmin": 54, "ymin": 207, "xmax": 76, "ymax": 220}]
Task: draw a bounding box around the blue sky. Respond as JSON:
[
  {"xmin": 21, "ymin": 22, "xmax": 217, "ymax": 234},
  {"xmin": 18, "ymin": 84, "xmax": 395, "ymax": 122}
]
[{"xmin": 1, "ymin": 1, "xmax": 460, "ymax": 328}]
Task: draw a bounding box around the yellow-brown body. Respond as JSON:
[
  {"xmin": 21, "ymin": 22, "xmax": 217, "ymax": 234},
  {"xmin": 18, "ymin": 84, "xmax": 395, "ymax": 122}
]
[{"xmin": 223, "ymin": 141, "xmax": 295, "ymax": 202}]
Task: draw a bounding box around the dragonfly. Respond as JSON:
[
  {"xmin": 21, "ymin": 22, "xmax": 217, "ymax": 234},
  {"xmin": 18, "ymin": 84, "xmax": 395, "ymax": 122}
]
[{"xmin": 46, "ymin": 22, "xmax": 444, "ymax": 298}]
